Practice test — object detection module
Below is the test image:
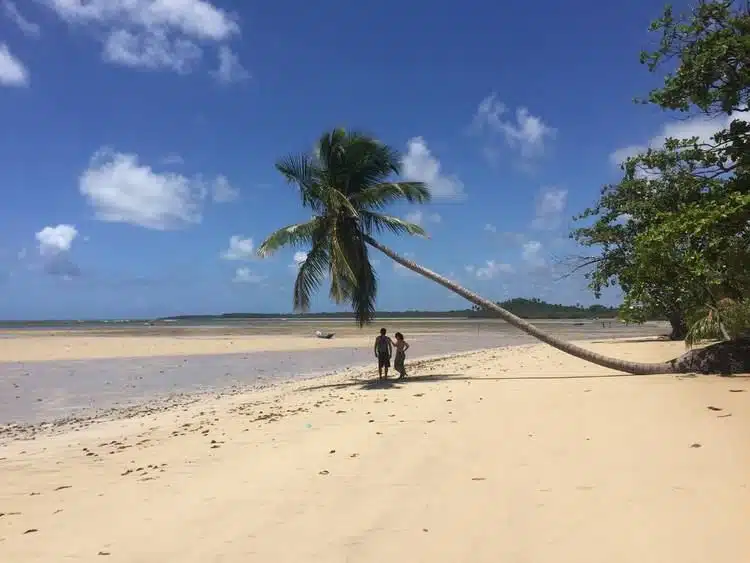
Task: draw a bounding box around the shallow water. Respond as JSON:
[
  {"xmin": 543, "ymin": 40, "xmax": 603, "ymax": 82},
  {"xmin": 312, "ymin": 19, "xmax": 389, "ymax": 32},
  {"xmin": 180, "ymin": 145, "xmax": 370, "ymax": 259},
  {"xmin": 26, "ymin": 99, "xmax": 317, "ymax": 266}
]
[{"xmin": 0, "ymin": 321, "xmax": 666, "ymax": 425}]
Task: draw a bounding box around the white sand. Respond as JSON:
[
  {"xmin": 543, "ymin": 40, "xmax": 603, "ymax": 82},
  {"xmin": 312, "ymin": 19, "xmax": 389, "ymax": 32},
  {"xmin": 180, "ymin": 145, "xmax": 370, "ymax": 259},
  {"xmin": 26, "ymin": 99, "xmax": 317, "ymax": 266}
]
[
  {"xmin": 0, "ymin": 334, "xmax": 377, "ymax": 362},
  {"xmin": 0, "ymin": 339, "xmax": 748, "ymax": 562}
]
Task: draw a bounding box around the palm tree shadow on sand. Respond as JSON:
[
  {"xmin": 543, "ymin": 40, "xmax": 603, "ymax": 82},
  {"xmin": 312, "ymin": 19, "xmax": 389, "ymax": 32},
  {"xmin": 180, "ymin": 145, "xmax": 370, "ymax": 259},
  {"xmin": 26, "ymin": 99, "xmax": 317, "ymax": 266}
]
[
  {"xmin": 299, "ymin": 369, "xmax": 748, "ymax": 393},
  {"xmin": 302, "ymin": 374, "xmax": 469, "ymax": 392}
]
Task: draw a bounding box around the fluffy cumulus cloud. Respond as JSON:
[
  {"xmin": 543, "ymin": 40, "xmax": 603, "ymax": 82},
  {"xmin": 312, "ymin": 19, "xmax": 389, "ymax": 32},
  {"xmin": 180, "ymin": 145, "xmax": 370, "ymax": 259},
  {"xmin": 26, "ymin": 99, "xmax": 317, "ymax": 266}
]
[
  {"xmin": 401, "ymin": 137, "xmax": 466, "ymax": 200},
  {"xmin": 472, "ymin": 93, "xmax": 555, "ymax": 159},
  {"xmin": 531, "ymin": 187, "xmax": 568, "ymax": 230},
  {"xmin": 465, "ymin": 260, "xmax": 514, "ymax": 280},
  {"xmin": 609, "ymin": 114, "xmax": 746, "ymax": 168},
  {"xmin": 36, "ymin": 224, "xmax": 78, "ymax": 256},
  {"xmin": 221, "ymin": 236, "xmax": 255, "ymax": 260},
  {"xmin": 79, "ymin": 148, "xmax": 208, "ymax": 230},
  {"xmin": 232, "ymin": 267, "xmax": 263, "ymax": 284},
  {"xmin": 405, "ymin": 210, "xmax": 441, "ymax": 226},
  {"xmin": 35, "ymin": 224, "xmax": 80, "ymax": 277},
  {"xmin": 0, "ymin": 43, "xmax": 28, "ymax": 86},
  {"xmin": 42, "ymin": 0, "xmax": 246, "ymax": 79},
  {"xmin": 3, "ymin": 1, "xmax": 41, "ymax": 37}
]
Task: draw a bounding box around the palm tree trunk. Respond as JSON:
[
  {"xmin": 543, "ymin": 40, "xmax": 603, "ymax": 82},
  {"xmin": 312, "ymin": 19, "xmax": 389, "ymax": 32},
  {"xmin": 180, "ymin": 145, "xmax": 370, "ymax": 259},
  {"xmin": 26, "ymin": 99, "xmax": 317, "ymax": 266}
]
[{"xmin": 365, "ymin": 236, "xmax": 677, "ymax": 375}]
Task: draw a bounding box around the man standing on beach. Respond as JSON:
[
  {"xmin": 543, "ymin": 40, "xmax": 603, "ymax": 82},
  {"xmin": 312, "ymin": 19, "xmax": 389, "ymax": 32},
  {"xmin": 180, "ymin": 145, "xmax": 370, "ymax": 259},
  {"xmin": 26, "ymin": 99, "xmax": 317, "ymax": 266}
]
[{"xmin": 374, "ymin": 328, "xmax": 393, "ymax": 379}]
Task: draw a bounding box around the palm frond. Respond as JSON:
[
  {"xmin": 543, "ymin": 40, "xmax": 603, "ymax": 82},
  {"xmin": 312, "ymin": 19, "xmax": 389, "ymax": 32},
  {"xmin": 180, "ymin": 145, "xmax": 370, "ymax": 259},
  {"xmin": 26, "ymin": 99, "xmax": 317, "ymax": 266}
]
[
  {"xmin": 360, "ymin": 211, "xmax": 427, "ymax": 238},
  {"xmin": 341, "ymin": 229, "xmax": 377, "ymax": 326},
  {"xmin": 275, "ymin": 154, "xmax": 323, "ymax": 211},
  {"xmin": 339, "ymin": 135, "xmax": 402, "ymax": 192},
  {"xmin": 351, "ymin": 182, "xmax": 431, "ymax": 209},
  {"xmin": 317, "ymin": 128, "xmax": 348, "ymax": 174},
  {"xmin": 256, "ymin": 217, "xmax": 323, "ymax": 257},
  {"xmin": 328, "ymin": 268, "xmax": 355, "ymax": 304},
  {"xmin": 328, "ymin": 220, "xmax": 358, "ymax": 284},
  {"xmin": 685, "ymin": 298, "xmax": 750, "ymax": 347},
  {"xmin": 327, "ymin": 188, "xmax": 360, "ymax": 219},
  {"xmin": 293, "ymin": 243, "xmax": 329, "ymax": 312},
  {"xmin": 263, "ymin": 128, "xmax": 430, "ymax": 326}
]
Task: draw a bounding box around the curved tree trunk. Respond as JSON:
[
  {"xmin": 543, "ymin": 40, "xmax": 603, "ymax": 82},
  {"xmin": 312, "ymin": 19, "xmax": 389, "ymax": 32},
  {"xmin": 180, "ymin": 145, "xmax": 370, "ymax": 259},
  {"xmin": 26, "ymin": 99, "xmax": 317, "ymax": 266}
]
[
  {"xmin": 667, "ymin": 310, "xmax": 688, "ymax": 341},
  {"xmin": 365, "ymin": 236, "xmax": 677, "ymax": 375}
]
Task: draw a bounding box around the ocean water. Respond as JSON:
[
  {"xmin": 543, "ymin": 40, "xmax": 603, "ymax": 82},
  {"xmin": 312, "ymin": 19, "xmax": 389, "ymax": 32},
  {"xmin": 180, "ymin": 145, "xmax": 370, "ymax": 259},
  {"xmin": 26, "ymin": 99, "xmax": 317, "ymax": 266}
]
[{"xmin": 0, "ymin": 320, "xmax": 668, "ymax": 425}]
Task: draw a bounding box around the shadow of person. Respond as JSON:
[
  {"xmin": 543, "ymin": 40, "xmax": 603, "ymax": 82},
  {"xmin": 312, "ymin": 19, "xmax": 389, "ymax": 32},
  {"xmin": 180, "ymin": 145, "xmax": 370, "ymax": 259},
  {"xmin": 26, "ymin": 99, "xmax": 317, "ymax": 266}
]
[{"xmin": 301, "ymin": 373, "xmax": 468, "ymax": 392}]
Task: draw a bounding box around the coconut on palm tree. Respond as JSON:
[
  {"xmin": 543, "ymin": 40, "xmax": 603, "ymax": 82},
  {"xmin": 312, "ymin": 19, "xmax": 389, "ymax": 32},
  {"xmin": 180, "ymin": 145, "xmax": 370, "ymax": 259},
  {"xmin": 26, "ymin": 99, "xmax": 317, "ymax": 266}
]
[{"xmin": 257, "ymin": 128, "xmax": 728, "ymax": 375}]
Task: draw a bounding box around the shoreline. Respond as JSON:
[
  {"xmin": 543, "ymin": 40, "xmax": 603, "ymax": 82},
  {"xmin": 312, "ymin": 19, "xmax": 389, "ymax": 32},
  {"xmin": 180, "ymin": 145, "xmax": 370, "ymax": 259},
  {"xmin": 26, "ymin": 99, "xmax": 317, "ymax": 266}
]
[
  {"xmin": 1, "ymin": 324, "xmax": 667, "ymax": 427},
  {"xmin": 1, "ymin": 337, "xmax": 747, "ymax": 562},
  {"xmin": 0, "ymin": 345, "xmax": 525, "ymax": 442}
]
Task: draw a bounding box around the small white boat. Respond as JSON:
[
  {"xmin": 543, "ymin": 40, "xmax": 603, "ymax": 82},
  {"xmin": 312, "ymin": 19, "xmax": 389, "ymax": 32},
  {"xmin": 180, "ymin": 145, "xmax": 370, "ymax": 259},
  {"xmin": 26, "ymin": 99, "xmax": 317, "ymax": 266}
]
[{"xmin": 315, "ymin": 330, "xmax": 335, "ymax": 339}]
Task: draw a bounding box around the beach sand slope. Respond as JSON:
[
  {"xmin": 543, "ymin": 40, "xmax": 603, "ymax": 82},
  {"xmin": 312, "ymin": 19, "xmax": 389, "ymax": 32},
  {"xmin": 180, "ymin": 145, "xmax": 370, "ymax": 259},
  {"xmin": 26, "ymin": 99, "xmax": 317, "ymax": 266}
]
[{"xmin": 0, "ymin": 340, "xmax": 748, "ymax": 562}]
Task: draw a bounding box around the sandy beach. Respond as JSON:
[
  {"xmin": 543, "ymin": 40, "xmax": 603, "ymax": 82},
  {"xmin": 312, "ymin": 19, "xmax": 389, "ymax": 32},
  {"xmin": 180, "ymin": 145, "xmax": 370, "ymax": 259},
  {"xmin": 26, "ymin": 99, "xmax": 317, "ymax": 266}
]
[{"xmin": 1, "ymin": 337, "xmax": 748, "ymax": 562}]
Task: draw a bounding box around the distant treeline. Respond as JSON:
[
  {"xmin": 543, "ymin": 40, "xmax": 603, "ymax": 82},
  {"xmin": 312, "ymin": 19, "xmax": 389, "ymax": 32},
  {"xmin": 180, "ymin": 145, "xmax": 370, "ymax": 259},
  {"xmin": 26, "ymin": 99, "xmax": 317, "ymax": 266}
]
[
  {"xmin": 161, "ymin": 298, "xmax": 620, "ymax": 322},
  {"xmin": 469, "ymin": 298, "xmax": 619, "ymax": 320}
]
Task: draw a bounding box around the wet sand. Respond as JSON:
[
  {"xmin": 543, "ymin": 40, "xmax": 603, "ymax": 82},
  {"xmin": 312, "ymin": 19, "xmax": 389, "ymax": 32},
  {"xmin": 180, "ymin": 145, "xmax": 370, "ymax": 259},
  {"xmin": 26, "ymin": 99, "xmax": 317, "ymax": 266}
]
[
  {"xmin": 0, "ymin": 338, "xmax": 747, "ymax": 562},
  {"xmin": 0, "ymin": 321, "xmax": 666, "ymax": 425}
]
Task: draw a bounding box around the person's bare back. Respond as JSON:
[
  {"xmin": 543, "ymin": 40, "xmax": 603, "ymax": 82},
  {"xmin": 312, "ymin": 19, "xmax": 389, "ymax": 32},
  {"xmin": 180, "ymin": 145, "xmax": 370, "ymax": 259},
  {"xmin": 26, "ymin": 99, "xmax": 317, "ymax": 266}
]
[{"xmin": 374, "ymin": 328, "xmax": 393, "ymax": 379}]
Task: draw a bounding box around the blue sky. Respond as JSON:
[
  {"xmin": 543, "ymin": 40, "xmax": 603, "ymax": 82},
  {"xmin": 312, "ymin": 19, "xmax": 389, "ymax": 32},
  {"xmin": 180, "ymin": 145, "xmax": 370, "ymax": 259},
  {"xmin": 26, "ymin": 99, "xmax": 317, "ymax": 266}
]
[{"xmin": 0, "ymin": 0, "xmax": 703, "ymax": 320}]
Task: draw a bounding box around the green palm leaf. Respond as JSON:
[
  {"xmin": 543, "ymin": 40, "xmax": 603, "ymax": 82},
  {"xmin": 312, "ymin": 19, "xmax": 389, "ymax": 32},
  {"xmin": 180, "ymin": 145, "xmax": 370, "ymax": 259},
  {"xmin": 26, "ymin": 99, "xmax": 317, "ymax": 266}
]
[
  {"xmin": 361, "ymin": 211, "xmax": 427, "ymax": 237},
  {"xmin": 351, "ymin": 182, "xmax": 431, "ymax": 209},
  {"xmin": 259, "ymin": 128, "xmax": 431, "ymax": 324},
  {"xmin": 293, "ymin": 243, "xmax": 329, "ymax": 312},
  {"xmin": 256, "ymin": 217, "xmax": 323, "ymax": 258}
]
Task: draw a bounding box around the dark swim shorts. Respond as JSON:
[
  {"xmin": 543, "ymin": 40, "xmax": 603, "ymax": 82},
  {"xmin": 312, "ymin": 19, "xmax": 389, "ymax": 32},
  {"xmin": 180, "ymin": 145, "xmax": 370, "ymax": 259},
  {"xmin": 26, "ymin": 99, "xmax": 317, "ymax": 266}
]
[{"xmin": 378, "ymin": 352, "xmax": 391, "ymax": 368}]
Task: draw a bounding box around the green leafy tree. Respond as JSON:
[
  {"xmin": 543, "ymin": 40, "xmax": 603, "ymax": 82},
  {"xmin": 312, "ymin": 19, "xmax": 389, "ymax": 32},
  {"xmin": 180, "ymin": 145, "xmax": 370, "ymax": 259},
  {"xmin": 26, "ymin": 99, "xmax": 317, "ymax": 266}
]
[
  {"xmin": 574, "ymin": 0, "xmax": 750, "ymax": 341},
  {"xmin": 258, "ymin": 128, "xmax": 697, "ymax": 374}
]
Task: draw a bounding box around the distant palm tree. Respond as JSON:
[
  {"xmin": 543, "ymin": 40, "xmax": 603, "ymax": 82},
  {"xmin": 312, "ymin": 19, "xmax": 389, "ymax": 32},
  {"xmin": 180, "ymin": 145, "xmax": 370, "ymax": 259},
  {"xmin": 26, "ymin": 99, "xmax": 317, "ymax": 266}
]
[{"xmin": 257, "ymin": 128, "xmax": 678, "ymax": 374}]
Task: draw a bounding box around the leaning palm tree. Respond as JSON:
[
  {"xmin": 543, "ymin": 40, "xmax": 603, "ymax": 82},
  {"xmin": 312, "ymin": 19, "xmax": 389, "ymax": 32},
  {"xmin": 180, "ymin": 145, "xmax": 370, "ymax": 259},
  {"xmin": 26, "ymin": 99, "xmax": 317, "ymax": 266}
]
[{"xmin": 257, "ymin": 128, "xmax": 687, "ymax": 375}]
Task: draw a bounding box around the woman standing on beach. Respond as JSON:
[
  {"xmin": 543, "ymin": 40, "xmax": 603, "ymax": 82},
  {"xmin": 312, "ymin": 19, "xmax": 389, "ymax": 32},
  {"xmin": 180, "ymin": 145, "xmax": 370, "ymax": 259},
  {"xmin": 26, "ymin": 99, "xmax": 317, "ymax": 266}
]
[{"xmin": 394, "ymin": 332, "xmax": 410, "ymax": 379}]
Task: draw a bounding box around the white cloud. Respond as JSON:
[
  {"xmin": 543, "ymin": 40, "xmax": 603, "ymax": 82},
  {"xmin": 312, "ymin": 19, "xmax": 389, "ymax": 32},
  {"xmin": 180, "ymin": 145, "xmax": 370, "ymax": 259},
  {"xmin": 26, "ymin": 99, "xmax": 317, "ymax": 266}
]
[
  {"xmin": 521, "ymin": 240, "xmax": 545, "ymax": 267},
  {"xmin": 79, "ymin": 147, "xmax": 204, "ymax": 230},
  {"xmin": 484, "ymin": 223, "xmax": 497, "ymax": 233},
  {"xmin": 609, "ymin": 114, "xmax": 744, "ymax": 169},
  {"xmin": 472, "ymin": 93, "xmax": 555, "ymax": 158},
  {"xmin": 45, "ymin": 0, "xmax": 239, "ymax": 39},
  {"xmin": 221, "ymin": 235, "xmax": 255, "ymax": 261},
  {"xmin": 36, "ymin": 224, "xmax": 78, "ymax": 256},
  {"xmin": 402, "ymin": 137, "xmax": 465, "ymax": 200},
  {"xmin": 3, "ymin": 1, "xmax": 40, "ymax": 37},
  {"xmin": 43, "ymin": 0, "xmax": 243, "ymax": 76},
  {"xmin": 405, "ymin": 210, "xmax": 441, "ymax": 226},
  {"xmin": 103, "ymin": 28, "xmax": 201, "ymax": 73},
  {"xmin": 0, "ymin": 43, "xmax": 28, "ymax": 86},
  {"xmin": 211, "ymin": 175, "xmax": 239, "ymax": 203},
  {"xmin": 531, "ymin": 187, "xmax": 568, "ymax": 230},
  {"xmin": 232, "ymin": 267, "xmax": 263, "ymax": 284},
  {"xmin": 467, "ymin": 260, "xmax": 514, "ymax": 280},
  {"xmin": 289, "ymin": 250, "xmax": 308, "ymax": 269},
  {"xmin": 35, "ymin": 224, "xmax": 80, "ymax": 277},
  {"xmin": 213, "ymin": 45, "xmax": 249, "ymax": 84}
]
